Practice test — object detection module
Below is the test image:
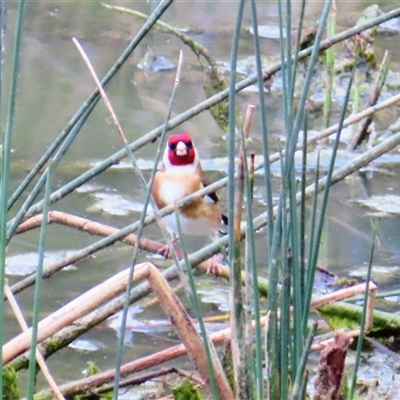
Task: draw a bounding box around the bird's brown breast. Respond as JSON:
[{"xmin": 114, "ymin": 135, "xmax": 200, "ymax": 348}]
[{"xmin": 152, "ymin": 169, "xmax": 222, "ymax": 230}]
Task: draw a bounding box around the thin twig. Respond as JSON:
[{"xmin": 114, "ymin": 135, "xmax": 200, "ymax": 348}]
[
  {"xmin": 72, "ymin": 38, "xmax": 187, "ymax": 282},
  {"xmin": 4, "ymin": 283, "xmax": 65, "ymax": 400},
  {"xmin": 349, "ymin": 50, "xmax": 391, "ymax": 150}
]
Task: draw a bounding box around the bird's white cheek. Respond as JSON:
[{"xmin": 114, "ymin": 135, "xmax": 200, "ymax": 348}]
[{"xmin": 159, "ymin": 181, "xmax": 187, "ymax": 204}]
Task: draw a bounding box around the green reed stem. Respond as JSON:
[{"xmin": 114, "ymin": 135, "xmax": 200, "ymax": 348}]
[
  {"xmin": 303, "ymin": 67, "xmax": 355, "ymax": 334},
  {"xmin": 290, "ymin": 322, "xmax": 317, "ymax": 400},
  {"xmin": 241, "ymin": 136, "xmax": 262, "ymax": 398},
  {"xmin": 0, "ymin": 0, "xmax": 3, "ymax": 118},
  {"xmin": 228, "ymin": 0, "xmax": 246, "ymax": 396},
  {"xmin": 286, "ymin": 0, "xmax": 331, "ymax": 172},
  {"xmin": 280, "ymin": 186, "xmax": 290, "ymax": 400},
  {"xmin": 26, "ymin": 163, "xmax": 53, "ymax": 398},
  {"xmin": 267, "ymin": 196, "xmax": 283, "ymax": 399},
  {"xmin": 348, "ymin": 234, "xmax": 375, "ymax": 400},
  {"xmin": 289, "ymin": 170, "xmax": 303, "ymax": 368},
  {"xmin": 250, "ymin": 0, "xmax": 274, "ymax": 249},
  {"xmin": 277, "ymin": 0, "xmax": 288, "ymax": 124},
  {"xmin": 300, "ymin": 116, "xmax": 308, "ymax": 302},
  {"xmin": 175, "ymin": 212, "xmax": 220, "ymax": 399},
  {"xmin": 290, "ymin": 0, "xmax": 307, "ymax": 102},
  {"xmin": 112, "ymin": 48, "xmax": 181, "ymax": 400},
  {"xmin": 285, "ymin": 0, "xmax": 293, "ymax": 116},
  {"xmin": 0, "ymin": 1, "xmax": 26, "ymax": 396},
  {"xmin": 307, "ymin": 151, "xmax": 320, "ymax": 295},
  {"xmin": 323, "ymin": 0, "xmax": 336, "ymax": 130}
]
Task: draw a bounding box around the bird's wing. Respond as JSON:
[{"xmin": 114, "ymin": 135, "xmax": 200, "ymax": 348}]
[{"xmin": 201, "ymin": 175, "xmax": 220, "ymax": 204}]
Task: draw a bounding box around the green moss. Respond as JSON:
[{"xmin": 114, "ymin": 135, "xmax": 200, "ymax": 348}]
[
  {"xmin": 318, "ymin": 302, "xmax": 400, "ymax": 334},
  {"xmin": 172, "ymin": 379, "xmax": 203, "ymax": 400},
  {"xmin": 2, "ymin": 366, "xmax": 20, "ymax": 400},
  {"xmin": 43, "ymin": 337, "xmax": 62, "ymax": 355},
  {"xmin": 203, "ymin": 68, "xmax": 242, "ymax": 133},
  {"xmin": 203, "ymin": 68, "xmax": 230, "ymax": 132},
  {"xmin": 86, "ymin": 361, "xmax": 101, "ymax": 377},
  {"xmin": 70, "ymin": 363, "xmax": 112, "ymax": 400}
]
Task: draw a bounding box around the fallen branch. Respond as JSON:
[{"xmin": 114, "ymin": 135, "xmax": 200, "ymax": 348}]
[
  {"xmin": 32, "ymin": 281, "xmax": 378, "ymax": 398},
  {"xmin": 16, "ymin": 210, "xmax": 165, "ymax": 253},
  {"xmin": 4, "ymin": 263, "xmax": 234, "ymax": 399}
]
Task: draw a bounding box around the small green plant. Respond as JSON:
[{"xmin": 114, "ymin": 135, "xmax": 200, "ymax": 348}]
[
  {"xmin": 172, "ymin": 379, "xmax": 203, "ymax": 400},
  {"xmin": 2, "ymin": 366, "xmax": 20, "ymax": 400}
]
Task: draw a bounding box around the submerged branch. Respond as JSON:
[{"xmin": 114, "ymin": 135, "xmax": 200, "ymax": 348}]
[
  {"xmin": 349, "ymin": 50, "xmax": 391, "ymax": 150},
  {"xmin": 102, "ymin": 3, "xmax": 218, "ymax": 70}
]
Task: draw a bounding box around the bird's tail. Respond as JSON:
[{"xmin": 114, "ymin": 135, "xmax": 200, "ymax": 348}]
[{"xmin": 219, "ymin": 214, "xmax": 228, "ymax": 234}]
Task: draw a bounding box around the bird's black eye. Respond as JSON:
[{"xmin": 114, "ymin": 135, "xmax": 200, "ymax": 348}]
[
  {"xmin": 186, "ymin": 140, "xmax": 193, "ymax": 149},
  {"xmin": 168, "ymin": 143, "xmax": 177, "ymax": 151}
]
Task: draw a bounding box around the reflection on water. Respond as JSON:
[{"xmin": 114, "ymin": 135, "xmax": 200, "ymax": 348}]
[{"xmin": 4, "ymin": 0, "xmax": 400, "ymax": 394}]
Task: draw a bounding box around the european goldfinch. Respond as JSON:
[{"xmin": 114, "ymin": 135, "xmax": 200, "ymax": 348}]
[{"xmin": 152, "ymin": 132, "xmax": 226, "ymax": 273}]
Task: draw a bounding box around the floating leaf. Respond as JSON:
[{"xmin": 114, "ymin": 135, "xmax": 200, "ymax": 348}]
[{"xmin": 357, "ymin": 195, "xmax": 400, "ymax": 214}]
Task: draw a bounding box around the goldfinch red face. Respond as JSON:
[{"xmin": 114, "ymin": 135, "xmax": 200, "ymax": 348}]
[
  {"xmin": 165, "ymin": 132, "xmax": 198, "ymax": 167},
  {"xmin": 153, "ymin": 130, "xmax": 227, "ymax": 274}
]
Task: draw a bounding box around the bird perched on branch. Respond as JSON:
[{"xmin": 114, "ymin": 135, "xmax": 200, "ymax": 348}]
[{"xmin": 152, "ymin": 132, "xmax": 227, "ymax": 274}]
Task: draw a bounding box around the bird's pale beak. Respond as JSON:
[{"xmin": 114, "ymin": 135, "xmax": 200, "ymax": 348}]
[{"xmin": 175, "ymin": 141, "xmax": 188, "ymax": 156}]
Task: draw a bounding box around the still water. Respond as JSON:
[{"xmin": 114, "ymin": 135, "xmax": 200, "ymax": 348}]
[{"xmin": 3, "ymin": 0, "xmax": 400, "ymax": 395}]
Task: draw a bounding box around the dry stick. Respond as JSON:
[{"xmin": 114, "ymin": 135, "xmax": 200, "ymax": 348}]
[
  {"xmin": 4, "ymin": 283, "xmax": 65, "ymax": 400},
  {"xmin": 310, "ymin": 282, "xmax": 377, "ymax": 353},
  {"xmin": 243, "ymin": 105, "xmax": 255, "ymax": 139},
  {"xmin": 243, "ymin": 105, "xmax": 256, "ymax": 391},
  {"xmin": 349, "ymin": 50, "xmax": 392, "ymax": 150},
  {"xmin": 93, "ymin": 367, "xmax": 204, "ymax": 396},
  {"xmin": 15, "ymin": 211, "xmax": 170, "ymax": 254},
  {"xmin": 285, "ymin": 91, "xmax": 400, "ymax": 158},
  {"xmin": 146, "ymin": 264, "xmax": 233, "ymax": 399},
  {"xmin": 230, "ymin": 104, "xmax": 255, "ymax": 393},
  {"xmin": 310, "ymin": 282, "xmax": 377, "ymax": 310},
  {"xmin": 35, "ymin": 321, "xmax": 242, "ymax": 398},
  {"xmin": 230, "ymin": 125, "xmax": 246, "ymax": 393}
]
